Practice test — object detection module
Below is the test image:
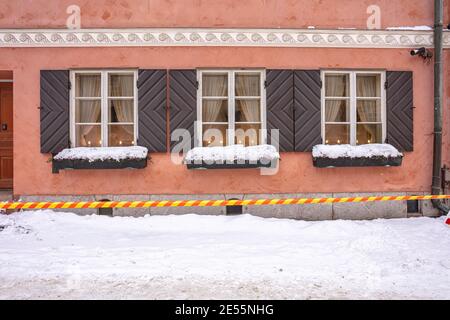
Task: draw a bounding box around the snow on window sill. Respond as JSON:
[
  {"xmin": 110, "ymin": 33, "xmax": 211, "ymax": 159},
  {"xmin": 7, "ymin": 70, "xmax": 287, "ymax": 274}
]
[
  {"xmin": 184, "ymin": 144, "xmax": 280, "ymax": 170},
  {"xmin": 311, "ymin": 144, "xmax": 403, "ymax": 168},
  {"xmin": 52, "ymin": 146, "xmax": 149, "ymax": 173}
]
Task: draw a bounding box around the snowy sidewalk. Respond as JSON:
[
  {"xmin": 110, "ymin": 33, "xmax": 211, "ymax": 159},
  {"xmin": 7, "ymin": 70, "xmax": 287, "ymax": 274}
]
[{"xmin": 0, "ymin": 211, "xmax": 449, "ymax": 299}]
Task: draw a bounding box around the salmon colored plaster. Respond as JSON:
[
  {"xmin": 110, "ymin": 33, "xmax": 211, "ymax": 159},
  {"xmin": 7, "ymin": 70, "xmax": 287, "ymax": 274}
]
[
  {"xmin": 0, "ymin": 0, "xmax": 448, "ymax": 30},
  {"xmin": 0, "ymin": 46, "xmax": 447, "ymax": 196}
]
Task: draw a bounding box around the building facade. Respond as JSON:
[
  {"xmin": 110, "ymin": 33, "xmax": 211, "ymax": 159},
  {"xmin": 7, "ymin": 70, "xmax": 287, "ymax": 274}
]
[{"xmin": 0, "ymin": 0, "xmax": 449, "ymax": 218}]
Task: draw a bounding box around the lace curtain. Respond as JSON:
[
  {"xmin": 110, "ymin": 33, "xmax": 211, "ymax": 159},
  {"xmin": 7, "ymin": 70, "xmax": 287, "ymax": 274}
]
[
  {"xmin": 356, "ymin": 76, "xmax": 378, "ymax": 141},
  {"xmin": 202, "ymin": 75, "xmax": 227, "ymax": 122},
  {"xmin": 111, "ymin": 75, "xmax": 134, "ymax": 135},
  {"xmin": 77, "ymin": 75, "xmax": 101, "ymax": 145},
  {"xmin": 235, "ymin": 75, "xmax": 260, "ymax": 122}
]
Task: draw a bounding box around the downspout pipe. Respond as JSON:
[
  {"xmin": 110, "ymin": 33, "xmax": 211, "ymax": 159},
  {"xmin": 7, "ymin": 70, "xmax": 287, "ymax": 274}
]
[{"xmin": 431, "ymin": 0, "xmax": 450, "ymax": 214}]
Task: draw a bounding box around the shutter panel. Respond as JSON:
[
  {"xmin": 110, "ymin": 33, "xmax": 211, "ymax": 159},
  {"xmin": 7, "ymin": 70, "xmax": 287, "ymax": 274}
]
[
  {"xmin": 386, "ymin": 71, "xmax": 413, "ymax": 151},
  {"xmin": 137, "ymin": 69, "xmax": 167, "ymax": 152},
  {"xmin": 169, "ymin": 70, "xmax": 197, "ymax": 150},
  {"xmin": 266, "ymin": 70, "xmax": 294, "ymax": 152},
  {"xmin": 40, "ymin": 70, "xmax": 70, "ymax": 154},
  {"xmin": 294, "ymin": 70, "xmax": 322, "ymax": 151}
]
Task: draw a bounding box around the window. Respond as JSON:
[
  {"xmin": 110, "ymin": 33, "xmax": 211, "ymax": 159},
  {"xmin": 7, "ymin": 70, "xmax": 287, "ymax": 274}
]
[
  {"xmin": 197, "ymin": 70, "xmax": 266, "ymax": 147},
  {"xmin": 71, "ymin": 70, "xmax": 137, "ymax": 147},
  {"xmin": 321, "ymin": 71, "xmax": 386, "ymax": 145}
]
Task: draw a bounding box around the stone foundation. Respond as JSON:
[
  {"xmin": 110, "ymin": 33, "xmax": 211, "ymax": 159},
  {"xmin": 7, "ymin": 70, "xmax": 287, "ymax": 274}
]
[{"xmin": 17, "ymin": 192, "xmax": 443, "ymax": 220}]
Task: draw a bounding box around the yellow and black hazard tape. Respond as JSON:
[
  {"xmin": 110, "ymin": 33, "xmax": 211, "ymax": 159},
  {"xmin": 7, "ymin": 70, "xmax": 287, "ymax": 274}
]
[{"xmin": 0, "ymin": 195, "xmax": 449, "ymax": 210}]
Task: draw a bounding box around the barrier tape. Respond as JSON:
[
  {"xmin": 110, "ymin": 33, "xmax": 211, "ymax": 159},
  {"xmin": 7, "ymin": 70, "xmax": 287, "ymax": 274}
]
[{"xmin": 0, "ymin": 195, "xmax": 449, "ymax": 210}]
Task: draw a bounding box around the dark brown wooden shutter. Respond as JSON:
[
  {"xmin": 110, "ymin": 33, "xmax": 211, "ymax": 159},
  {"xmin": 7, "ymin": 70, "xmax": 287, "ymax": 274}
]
[
  {"xmin": 386, "ymin": 71, "xmax": 413, "ymax": 151},
  {"xmin": 266, "ymin": 70, "xmax": 294, "ymax": 152},
  {"xmin": 294, "ymin": 70, "xmax": 322, "ymax": 151},
  {"xmin": 169, "ymin": 70, "xmax": 197, "ymax": 150},
  {"xmin": 40, "ymin": 70, "xmax": 70, "ymax": 154},
  {"xmin": 137, "ymin": 69, "xmax": 167, "ymax": 152}
]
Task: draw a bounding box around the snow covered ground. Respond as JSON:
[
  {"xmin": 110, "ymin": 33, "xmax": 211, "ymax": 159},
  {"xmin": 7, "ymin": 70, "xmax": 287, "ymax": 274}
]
[{"xmin": 0, "ymin": 211, "xmax": 450, "ymax": 300}]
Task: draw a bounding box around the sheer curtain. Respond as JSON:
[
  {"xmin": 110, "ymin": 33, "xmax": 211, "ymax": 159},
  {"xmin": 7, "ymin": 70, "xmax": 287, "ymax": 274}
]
[
  {"xmin": 111, "ymin": 76, "xmax": 134, "ymax": 135},
  {"xmin": 203, "ymin": 75, "xmax": 227, "ymax": 122},
  {"xmin": 325, "ymin": 76, "xmax": 346, "ymax": 122},
  {"xmin": 78, "ymin": 76, "xmax": 101, "ymax": 145},
  {"xmin": 356, "ymin": 76, "xmax": 377, "ymax": 141},
  {"xmin": 235, "ymin": 75, "xmax": 260, "ymax": 122}
]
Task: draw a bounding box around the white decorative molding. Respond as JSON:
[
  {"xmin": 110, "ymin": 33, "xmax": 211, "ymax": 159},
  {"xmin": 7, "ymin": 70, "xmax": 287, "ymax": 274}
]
[{"xmin": 0, "ymin": 28, "xmax": 448, "ymax": 48}]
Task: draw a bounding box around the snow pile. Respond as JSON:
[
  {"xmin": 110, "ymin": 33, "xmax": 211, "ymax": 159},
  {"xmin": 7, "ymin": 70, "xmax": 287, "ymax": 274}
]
[
  {"xmin": 54, "ymin": 146, "xmax": 148, "ymax": 162},
  {"xmin": 184, "ymin": 144, "xmax": 280, "ymax": 163},
  {"xmin": 312, "ymin": 144, "xmax": 403, "ymax": 159},
  {"xmin": 1, "ymin": 211, "xmax": 450, "ymax": 299},
  {"xmin": 386, "ymin": 26, "xmax": 432, "ymax": 31}
]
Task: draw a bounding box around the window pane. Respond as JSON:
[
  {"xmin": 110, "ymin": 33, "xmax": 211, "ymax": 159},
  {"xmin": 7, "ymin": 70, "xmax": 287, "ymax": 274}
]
[
  {"xmin": 202, "ymin": 74, "xmax": 228, "ymax": 97},
  {"xmin": 109, "ymin": 100, "xmax": 134, "ymax": 123},
  {"xmin": 76, "ymin": 125, "xmax": 101, "ymax": 147},
  {"xmin": 202, "ymin": 124, "xmax": 227, "ymax": 147},
  {"xmin": 236, "ymin": 99, "xmax": 260, "ymax": 122},
  {"xmin": 75, "ymin": 100, "xmax": 101, "ymax": 123},
  {"xmin": 75, "ymin": 74, "xmax": 101, "ymax": 97},
  {"xmin": 108, "ymin": 125, "xmax": 134, "ymax": 146},
  {"xmin": 325, "ymin": 99, "xmax": 349, "ymax": 122},
  {"xmin": 357, "ymin": 74, "xmax": 381, "ymax": 97},
  {"xmin": 357, "ymin": 124, "xmax": 382, "ymax": 144},
  {"xmin": 109, "ymin": 74, "xmax": 134, "ymax": 97},
  {"xmin": 235, "ymin": 74, "xmax": 260, "ymax": 96},
  {"xmin": 357, "ymin": 100, "xmax": 381, "ymax": 122},
  {"xmin": 202, "ymin": 100, "xmax": 228, "ymax": 122},
  {"xmin": 325, "ymin": 74, "xmax": 349, "ymax": 97},
  {"xmin": 235, "ymin": 124, "xmax": 261, "ymax": 146},
  {"xmin": 324, "ymin": 124, "xmax": 350, "ymax": 144}
]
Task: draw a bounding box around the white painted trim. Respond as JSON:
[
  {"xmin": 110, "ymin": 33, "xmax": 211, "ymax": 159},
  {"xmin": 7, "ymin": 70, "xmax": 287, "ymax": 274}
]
[
  {"xmin": 0, "ymin": 80, "xmax": 13, "ymax": 83},
  {"xmin": 0, "ymin": 28, "xmax": 448, "ymax": 48},
  {"xmin": 70, "ymin": 69, "xmax": 138, "ymax": 147},
  {"xmin": 321, "ymin": 70, "xmax": 386, "ymax": 146}
]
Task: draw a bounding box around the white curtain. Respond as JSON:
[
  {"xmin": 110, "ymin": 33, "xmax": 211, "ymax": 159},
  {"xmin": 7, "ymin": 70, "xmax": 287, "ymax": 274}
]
[
  {"xmin": 235, "ymin": 75, "xmax": 260, "ymax": 122},
  {"xmin": 325, "ymin": 76, "xmax": 346, "ymax": 122},
  {"xmin": 111, "ymin": 76, "xmax": 134, "ymax": 135},
  {"xmin": 357, "ymin": 76, "xmax": 377, "ymax": 141},
  {"xmin": 203, "ymin": 75, "xmax": 227, "ymax": 122},
  {"xmin": 78, "ymin": 75, "xmax": 101, "ymax": 145}
]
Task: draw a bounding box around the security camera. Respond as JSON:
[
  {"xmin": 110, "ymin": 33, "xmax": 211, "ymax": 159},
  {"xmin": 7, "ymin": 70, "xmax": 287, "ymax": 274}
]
[
  {"xmin": 410, "ymin": 47, "xmax": 426, "ymax": 56},
  {"xmin": 410, "ymin": 47, "xmax": 433, "ymax": 60}
]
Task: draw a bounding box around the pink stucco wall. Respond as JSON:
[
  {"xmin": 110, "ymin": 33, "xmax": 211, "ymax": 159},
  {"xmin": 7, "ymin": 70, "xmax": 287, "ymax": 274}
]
[
  {"xmin": 0, "ymin": 46, "xmax": 448, "ymax": 196},
  {"xmin": 0, "ymin": 0, "xmax": 449, "ymax": 196},
  {"xmin": 0, "ymin": 0, "xmax": 448, "ymax": 29}
]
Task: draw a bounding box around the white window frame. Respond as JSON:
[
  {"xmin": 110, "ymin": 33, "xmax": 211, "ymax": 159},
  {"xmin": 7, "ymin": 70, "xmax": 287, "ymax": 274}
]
[
  {"xmin": 196, "ymin": 69, "xmax": 267, "ymax": 147},
  {"xmin": 70, "ymin": 69, "xmax": 138, "ymax": 148},
  {"xmin": 320, "ymin": 70, "xmax": 386, "ymax": 146}
]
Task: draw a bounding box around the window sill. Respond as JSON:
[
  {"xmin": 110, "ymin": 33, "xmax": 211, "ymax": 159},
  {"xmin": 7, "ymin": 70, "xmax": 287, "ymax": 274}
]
[
  {"xmin": 186, "ymin": 160, "xmax": 276, "ymax": 170},
  {"xmin": 52, "ymin": 157, "xmax": 148, "ymax": 174},
  {"xmin": 312, "ymin": 156, "xmax": 402, "ymax": 168}
]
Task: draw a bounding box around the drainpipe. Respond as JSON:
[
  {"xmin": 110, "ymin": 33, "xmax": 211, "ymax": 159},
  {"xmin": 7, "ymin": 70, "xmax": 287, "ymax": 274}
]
[{"xmin": 431, "ymin": 0, "xmax": 450, "ymax": 214}]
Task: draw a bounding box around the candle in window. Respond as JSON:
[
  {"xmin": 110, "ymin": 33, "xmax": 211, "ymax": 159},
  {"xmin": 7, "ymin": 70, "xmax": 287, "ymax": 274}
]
[
  {"xmin": 337, "ymin": 139, "xmax": 341, "ymax": 144},
  {"xmin": 368, "ymin": 139, "xmax": 371, "ymax": 144},
  {"xmin": 99, "ymin": 140, "xmax": 102, "ymax": 145},
  {"xmin": 119, "ymin": 141, "xmax": 122, "ymax": 145},
  {"xmin": 325, "ymin": 140, "xmax": 329, "ymax": 144},
  {"xmin": 88, "ymin": 141, "xmax": 91, "ymax": 146}
]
